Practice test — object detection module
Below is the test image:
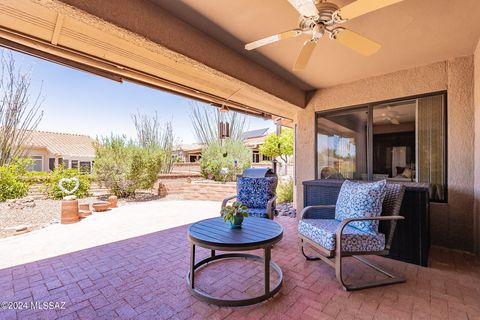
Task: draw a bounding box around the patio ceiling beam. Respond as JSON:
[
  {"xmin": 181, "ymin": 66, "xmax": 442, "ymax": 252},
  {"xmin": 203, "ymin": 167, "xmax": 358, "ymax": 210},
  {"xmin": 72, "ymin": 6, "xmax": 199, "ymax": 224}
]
[
  {"xmin": 57, "ymin": 0, "xmax": 306, "ymax": 109},
  {"xmin": 0, "ymin": 30, "xmax": 280, "ymax": 121},
  {"xmin": 0, "ymin": 0, "xmax": 299, "ymax": 121}
]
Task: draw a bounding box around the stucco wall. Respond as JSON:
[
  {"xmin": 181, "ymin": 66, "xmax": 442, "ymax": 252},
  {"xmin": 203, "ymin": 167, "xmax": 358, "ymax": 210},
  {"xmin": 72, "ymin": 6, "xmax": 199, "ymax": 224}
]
[
  {"xmin": 474, "ymin": 40, "xmax": 480, "ymax": 254},
  {"xmin": 296, "ymin": 57, "xmax": 475, "ymax": 252}
]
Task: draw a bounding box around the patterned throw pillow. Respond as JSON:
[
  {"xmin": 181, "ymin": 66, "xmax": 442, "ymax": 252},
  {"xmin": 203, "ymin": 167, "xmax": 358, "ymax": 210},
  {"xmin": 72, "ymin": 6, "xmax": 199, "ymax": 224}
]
[
  {"xmin": 237, "ymin": 177, "xmax": 277, "ymax": 209},
  {"xmin": 335, "ymin": 180, "xmax": 387, "ymax": 233}
]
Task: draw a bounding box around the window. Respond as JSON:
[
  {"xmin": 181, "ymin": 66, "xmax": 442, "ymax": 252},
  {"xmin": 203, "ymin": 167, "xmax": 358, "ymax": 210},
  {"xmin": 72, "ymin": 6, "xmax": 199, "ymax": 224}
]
[
  {"xmin": 62, "ymin": 159, "xmax": 69, "ymax": 168},
  {"xmin": 316, "ymin": 108, "xmax": 368, "ymax": 180},
  {"xmin": 262, "ymin": 154, "xmax": 271, "ymax": 162},
  {"xmin": 49, "ymin": 158, "xmax": 55, "ymax": 171},
  {"xmin": 71, "ymin": 160, "xmax": 79, "ymax": 169},
  {"xmin": 80, "ymin": 161, "xmax": 91, "ymax": 173},
  {"xmin": 316, "ymin": 92, "xmax": 447, "ymax": 202},
  {"xmin": 27, "ymin": 155, "xmax": 43, "ymax": 172},
  {"xmin": 252, "ymin": 151, "xmax": 260, "ymax": 163}
]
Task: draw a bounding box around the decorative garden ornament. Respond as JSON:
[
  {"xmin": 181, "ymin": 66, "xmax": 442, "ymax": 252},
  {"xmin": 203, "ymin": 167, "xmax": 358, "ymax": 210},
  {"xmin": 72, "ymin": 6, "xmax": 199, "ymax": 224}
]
[{"xmin": 58, "ymin": 177, "xmax": 80, "ymax": 195}]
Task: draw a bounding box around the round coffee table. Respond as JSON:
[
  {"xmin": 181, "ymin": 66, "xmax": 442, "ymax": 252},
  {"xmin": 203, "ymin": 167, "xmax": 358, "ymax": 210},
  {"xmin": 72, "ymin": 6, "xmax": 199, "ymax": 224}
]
[{"xmin": 186, "ymin": 217, "xmax": 284, "ymax": 306}]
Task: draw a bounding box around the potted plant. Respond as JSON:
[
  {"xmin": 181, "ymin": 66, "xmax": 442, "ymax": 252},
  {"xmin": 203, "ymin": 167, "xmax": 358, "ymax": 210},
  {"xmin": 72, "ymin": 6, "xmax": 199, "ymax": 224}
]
[{"xmin": 222, "ymin": 201, "xmax": 248, "ymax": 229}]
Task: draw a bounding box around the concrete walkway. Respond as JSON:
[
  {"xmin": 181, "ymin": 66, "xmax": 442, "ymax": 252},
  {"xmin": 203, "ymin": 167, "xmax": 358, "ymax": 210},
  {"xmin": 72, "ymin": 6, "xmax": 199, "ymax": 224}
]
[{"xmin": 0, "ymin": 200, "xmax": 220, "ymax": 269}]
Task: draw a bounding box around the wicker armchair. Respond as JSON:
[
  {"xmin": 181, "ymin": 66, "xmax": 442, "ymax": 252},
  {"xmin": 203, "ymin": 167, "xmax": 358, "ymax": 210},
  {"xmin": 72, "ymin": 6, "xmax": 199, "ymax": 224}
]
[{"xmin": 298, "ymin": 181, "xmax": 406, "ymax": 291}]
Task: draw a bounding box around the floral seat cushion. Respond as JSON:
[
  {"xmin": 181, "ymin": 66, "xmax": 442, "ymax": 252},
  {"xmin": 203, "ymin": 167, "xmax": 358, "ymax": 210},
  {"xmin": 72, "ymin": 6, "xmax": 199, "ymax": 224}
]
[
  {"xmin": 298, "ymin": 219, "xmax": 385, "ymax": 252},
  {"xmin": 335, "ymin": 180, "xmax": 387, "ymax": 233},
  {"xmin": 237, "ymin": 176, "xmax": 277, "ymax": 209}
]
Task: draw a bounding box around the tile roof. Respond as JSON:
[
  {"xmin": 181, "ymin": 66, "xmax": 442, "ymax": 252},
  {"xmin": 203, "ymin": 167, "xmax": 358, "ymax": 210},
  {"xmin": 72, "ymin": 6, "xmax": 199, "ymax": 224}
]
[
  {"xmin": 23, "ymin": 130, "xmax": 96, "ymax": 158},
  {"xmin": 176, "ymin": 143, "xmax": 205, "ymax": 152}
]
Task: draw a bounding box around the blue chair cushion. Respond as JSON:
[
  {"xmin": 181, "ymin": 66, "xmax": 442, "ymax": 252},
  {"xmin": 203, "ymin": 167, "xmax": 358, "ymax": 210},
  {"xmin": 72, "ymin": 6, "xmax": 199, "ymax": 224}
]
[
  {"xmin": 298, "ymin": 219, "xmax": 385, "ymax": 252},
  {"xmin": 246, "ymin": 208, "xmax": 268, "ymax": 218},
  {"xmin": 335, "ymin": 180, "xmax": 387, "ymax": 233},
  {"xmin": 237, "ymin": 176, "xmax": 277, "ymax": 209}
]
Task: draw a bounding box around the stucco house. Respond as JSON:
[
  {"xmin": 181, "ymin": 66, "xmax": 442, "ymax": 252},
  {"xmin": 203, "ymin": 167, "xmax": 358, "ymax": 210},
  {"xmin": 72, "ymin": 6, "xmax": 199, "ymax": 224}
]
[{"xmin": 23, "ymin": 130, "xmax": 96, "ymax": 173}]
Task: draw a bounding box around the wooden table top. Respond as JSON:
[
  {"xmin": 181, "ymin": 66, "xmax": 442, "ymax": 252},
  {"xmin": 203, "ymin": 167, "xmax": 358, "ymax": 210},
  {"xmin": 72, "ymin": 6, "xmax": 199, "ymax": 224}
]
[{"xmin": 188, "ymin": 217, "xmax": 283, "ymax": 249}]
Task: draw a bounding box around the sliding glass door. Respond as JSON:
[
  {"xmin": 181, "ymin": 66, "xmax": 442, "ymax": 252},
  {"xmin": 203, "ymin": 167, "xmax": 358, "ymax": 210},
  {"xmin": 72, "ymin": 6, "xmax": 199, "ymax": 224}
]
[{"xmin": 315, "ymin": 92, "xmax": 447, "ymax": 202}]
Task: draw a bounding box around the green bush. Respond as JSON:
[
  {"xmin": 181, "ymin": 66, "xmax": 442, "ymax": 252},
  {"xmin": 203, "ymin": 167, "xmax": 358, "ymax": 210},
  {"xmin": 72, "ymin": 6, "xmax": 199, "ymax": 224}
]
[
  {"xmin": 277, "ymin": 179, "xmax": 293, "ymax": 204},
  {"xmin": 200, "ymin": 139, "xmax": 251, "ymax": 182},
  {"xmin": 0, "ymin": 158, "xmax": 32, "ymax": 201},
  {"xmin": 94, "ymin": 135, "xmax": 164, "ymax": 197},
  {"xmin": 45, "ymin": 166, "xmax": 91, "ymax": 200}
]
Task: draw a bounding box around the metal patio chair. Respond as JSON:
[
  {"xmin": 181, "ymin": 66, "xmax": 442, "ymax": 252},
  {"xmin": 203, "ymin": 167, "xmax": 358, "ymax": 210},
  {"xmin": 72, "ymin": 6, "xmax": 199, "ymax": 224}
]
[
  {"xmin": 298, "ymin": 180, "xmax": 406, "ymax": 291},
  {"xmin": 221, "ymin": 175, "xmax": 277, "ymax": 220}
]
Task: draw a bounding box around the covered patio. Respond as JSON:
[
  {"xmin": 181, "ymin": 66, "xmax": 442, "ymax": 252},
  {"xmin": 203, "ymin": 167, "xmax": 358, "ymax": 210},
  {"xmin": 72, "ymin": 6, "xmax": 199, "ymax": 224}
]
[
  {"xmin": 1, "ymin": 213, "xmax": 479, "ymax": 320},
  {"xmin": 1, "ymin": 0, "xmax": 480, "ymax": 319}
]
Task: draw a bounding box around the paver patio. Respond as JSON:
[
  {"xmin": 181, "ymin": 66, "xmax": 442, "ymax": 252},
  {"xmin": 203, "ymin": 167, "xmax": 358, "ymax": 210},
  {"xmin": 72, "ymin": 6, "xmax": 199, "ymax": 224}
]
[{"xmin": 0, "ymin": 203, "xmax": 479, "ymax": 319}]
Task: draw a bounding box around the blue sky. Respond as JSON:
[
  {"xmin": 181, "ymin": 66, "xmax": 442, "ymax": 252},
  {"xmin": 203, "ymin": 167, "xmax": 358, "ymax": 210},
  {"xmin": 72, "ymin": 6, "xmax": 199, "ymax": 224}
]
[{"xmin": 5, "ymin": 48, "xmax": 274, "ymax": 144}]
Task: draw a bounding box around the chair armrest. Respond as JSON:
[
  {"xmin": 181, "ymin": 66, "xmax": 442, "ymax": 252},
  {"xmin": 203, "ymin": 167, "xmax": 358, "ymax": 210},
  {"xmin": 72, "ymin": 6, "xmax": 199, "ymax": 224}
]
[
  {"xmin": 266, "ymin": 196, "xmax": 277, "ymax": 219},
  {"xmin": 221, "ymin": 195, "xmax": 237, "ymax": 216},
  {"xmin": 300, "ymin": 205, "xmax": 336, "ymax": 220},
  {"xmin": 335, "ymin": 216, "xmax": 405, "ymax": 251}
]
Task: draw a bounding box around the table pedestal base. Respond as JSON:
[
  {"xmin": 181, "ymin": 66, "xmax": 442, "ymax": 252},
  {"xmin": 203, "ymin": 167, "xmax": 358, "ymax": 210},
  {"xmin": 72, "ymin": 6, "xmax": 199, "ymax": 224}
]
[{"xmin": 186, "ymin": 251, "xmax": 283, "ymax": 307}]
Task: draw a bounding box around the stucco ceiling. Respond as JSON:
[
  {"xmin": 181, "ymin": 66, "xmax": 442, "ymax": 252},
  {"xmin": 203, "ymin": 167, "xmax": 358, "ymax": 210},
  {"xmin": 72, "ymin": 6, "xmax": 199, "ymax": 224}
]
[{"xmin": 152, "ymin": 0, "xmax": 480, "ymax": 90}]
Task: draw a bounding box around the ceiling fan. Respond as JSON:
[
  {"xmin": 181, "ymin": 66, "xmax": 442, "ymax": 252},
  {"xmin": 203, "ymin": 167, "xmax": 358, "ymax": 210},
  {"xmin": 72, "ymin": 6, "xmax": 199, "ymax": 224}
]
[
  {"xmin": 244, "ymin": 0, "xmax": 404, "ymax": 71},
  {"xmin": 379, "ymin": 106, "xmax": 406, "ymax": 125}
]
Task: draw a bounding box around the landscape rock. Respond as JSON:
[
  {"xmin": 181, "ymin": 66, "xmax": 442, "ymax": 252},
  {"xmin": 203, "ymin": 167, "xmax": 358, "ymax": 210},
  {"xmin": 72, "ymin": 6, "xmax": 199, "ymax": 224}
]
[
  {"xmin": 276, "ymin": 202, "xmax": 296, "ymax": 217},
  {"xmin": 7, "ymin": 197, "xmax": 36, "ymax": 210}
]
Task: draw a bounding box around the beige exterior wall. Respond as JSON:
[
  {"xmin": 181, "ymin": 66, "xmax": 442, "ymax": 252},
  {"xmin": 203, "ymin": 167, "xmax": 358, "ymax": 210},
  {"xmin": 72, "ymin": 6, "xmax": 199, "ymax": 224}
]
[
  {"xmin": 296, "ymin": 57, "xmax": 476, "ymax": 252},
  {"xmin": 474, "ymin": 40, "xmax": 480, "ymax": 254}
]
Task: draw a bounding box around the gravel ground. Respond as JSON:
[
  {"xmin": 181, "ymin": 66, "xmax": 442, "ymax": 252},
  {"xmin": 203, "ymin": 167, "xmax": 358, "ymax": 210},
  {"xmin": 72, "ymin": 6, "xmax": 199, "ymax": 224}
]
[
  {"xmin": 0, "ymin": 199, "xmax": 62, "ymax": 239},
  {"xmin": 0, "ymin": 192, "xmax": 171, "ymax": 239}
]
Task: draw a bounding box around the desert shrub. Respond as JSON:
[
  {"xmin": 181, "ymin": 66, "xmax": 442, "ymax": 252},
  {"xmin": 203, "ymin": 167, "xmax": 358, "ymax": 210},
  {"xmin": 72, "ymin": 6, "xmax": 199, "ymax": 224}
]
[
  {"xmin": 200, "ymin": 139, "xmax": 251, "ymax": 182},
  {"xmin": 0, "ymin": 158, "xmax": 32, "ymax": 201},
  {"xmin": 277, "ymin": 179, "xmax": 293, "ymax": 204},
  {"xmin": 44, "ymin": 166, "xmax": 91, "ymax": 200},
  {"xmin": 94, "ymin": 135, "xmax": 164, "ymax": 197}
]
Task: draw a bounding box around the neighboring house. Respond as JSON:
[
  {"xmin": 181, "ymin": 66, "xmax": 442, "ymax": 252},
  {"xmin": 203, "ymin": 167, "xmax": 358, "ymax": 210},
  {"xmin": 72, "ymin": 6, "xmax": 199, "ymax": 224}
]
[
  {"xmin": 242, "ymin": 128, "xmax": 272, "ymax": 163},
  {"xmin": 176, "ymin": 128, "xmax": 272, "ymax": 163},
  {"xmin": 175, "ymin": 143, "xmax": 204, "ymax": 163},
  {"xmin": 22, "ymin": 130, "xmax": 96, "ymax": 173}
]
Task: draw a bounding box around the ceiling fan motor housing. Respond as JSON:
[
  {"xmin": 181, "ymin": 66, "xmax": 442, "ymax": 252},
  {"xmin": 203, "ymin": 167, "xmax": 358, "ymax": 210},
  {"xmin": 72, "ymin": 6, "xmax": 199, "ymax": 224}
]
[
  {"xmin": 315, "ymin": 2, "xmax": 340, "ymax": 23},
  {"xmin": 299, "ymin": 2, "xmax": 339, "ymax": 30}
]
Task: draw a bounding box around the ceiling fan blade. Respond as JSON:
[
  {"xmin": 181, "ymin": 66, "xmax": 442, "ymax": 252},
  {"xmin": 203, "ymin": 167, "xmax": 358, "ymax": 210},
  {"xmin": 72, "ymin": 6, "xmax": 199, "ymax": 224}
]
[
  {"xmin": 337, "ymin": 0, "xmax": 403, "ymax": 20},
  {"xmin": 293, "ymin": 39, "xmax": 317, "ymax": 71},
  {"xmin": 287, "ymin": 0, "xmax": 319, "ymax": 17},
  {"xmin": 245, "ymin": 29, "xmax": 303, "ymax": 50},
  {"xmin": 333, "ymin": 28, "xmax": 381, "ymax": 56}
]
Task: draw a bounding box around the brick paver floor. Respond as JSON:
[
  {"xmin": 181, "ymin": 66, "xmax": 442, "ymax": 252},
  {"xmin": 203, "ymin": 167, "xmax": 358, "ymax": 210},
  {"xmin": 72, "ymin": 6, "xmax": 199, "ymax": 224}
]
[{"xmin": 0, "ymin": 216, "xmax": 479, "ymax": 319}]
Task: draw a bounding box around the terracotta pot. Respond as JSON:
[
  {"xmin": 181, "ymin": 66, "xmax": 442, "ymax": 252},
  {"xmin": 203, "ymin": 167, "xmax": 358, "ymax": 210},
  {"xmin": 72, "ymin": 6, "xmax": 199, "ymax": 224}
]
[
  {"xmin": 108, "ymin": 195, "xmax": 118, "ymax": 208},
  {"xmin": 78, "ymin": 203, "xmax": 90, "ymax": 211},
  {"xmin": 78, "ymin": 203, "xmax": 92, "ymax": 218},
  {"xmin": 61, "ymin": 199, "xmax": 79, "ymax": 224},
  {"xmin": 92, "ymin": 202, "xmax": 110, "ymax": 212}
]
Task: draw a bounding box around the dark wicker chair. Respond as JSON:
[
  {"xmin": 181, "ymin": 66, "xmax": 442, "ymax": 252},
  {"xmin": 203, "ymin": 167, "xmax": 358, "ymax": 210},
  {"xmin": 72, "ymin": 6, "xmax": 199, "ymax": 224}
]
[{"xmin": 298, "ymin": 183, "xmax": 406, "ymax": 291}]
